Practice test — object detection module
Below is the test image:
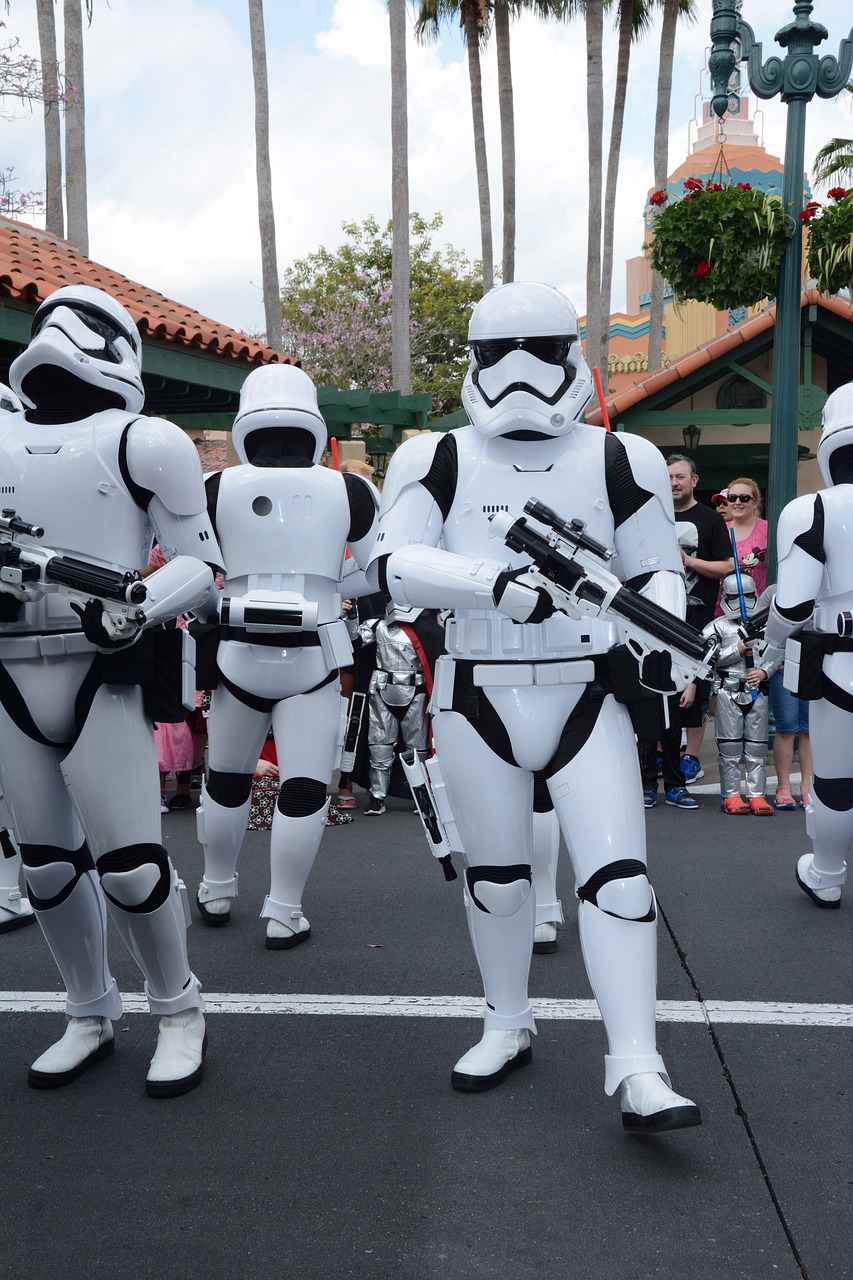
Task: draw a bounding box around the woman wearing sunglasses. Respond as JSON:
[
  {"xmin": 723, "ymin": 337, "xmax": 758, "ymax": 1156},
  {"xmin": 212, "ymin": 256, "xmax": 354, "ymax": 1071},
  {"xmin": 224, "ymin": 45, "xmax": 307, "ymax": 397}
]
[{"xmin": 726, "ymin": 478, "xmax": 768, "ymax": 596}]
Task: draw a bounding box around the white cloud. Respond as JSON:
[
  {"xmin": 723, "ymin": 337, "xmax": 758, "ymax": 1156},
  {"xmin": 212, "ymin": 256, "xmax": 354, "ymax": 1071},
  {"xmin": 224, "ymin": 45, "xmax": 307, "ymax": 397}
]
[{"xmin": 2, "ymin": 0, "xmax": 852, "ymax": 335}]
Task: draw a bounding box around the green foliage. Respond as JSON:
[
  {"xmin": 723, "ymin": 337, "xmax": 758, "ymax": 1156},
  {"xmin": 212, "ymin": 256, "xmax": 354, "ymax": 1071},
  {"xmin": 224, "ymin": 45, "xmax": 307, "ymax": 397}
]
[
  {"xmin": 646, "ymin": 180, "xmax": 791, "ymax": 312},
  {"xmin": 806, "ymin": 189, "xmax": 853, "ymax": 296},
  {"xmin": 279, "ymin": 213, "xmax": 481, "ymax": 418}
]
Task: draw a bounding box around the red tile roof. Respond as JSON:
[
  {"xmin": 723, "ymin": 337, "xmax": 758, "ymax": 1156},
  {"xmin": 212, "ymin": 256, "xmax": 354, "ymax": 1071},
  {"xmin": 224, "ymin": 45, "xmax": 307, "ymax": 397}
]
[
  {"xmin": 587, "ymin": 289, "xmax": 853, "ymax": 425},
  {"xmin": 0, "ymin": 216, "xmax": 288, "ymax": 367}
]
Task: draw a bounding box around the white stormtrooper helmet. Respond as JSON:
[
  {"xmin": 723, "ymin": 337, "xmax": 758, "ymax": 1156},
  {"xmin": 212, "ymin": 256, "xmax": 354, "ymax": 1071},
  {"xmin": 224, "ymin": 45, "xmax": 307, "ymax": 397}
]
[
  {"xmin": 720, "ymin": 572, "xmax": 758, "ymax": 620},
  {"xmin": 0, "ymin": 382, "xmax": 22, "ymax": 415},
  {"xmin": 232, "ymin": 363, "xmax": 327, "ymax": 466},
  {"xmin": 461, "ymin": 282, "xmax": 594, "ymax": 438},
  {"xmin": 386, "ymin": 602, "xmax": 423, "ymax": 625},
  {"xmin": 816, "ymin": 381, "xmax": 853, "ymax": 487},
  {"xmin": 10, "ymin": 285, "xmax": 144, "ymax": 414}
]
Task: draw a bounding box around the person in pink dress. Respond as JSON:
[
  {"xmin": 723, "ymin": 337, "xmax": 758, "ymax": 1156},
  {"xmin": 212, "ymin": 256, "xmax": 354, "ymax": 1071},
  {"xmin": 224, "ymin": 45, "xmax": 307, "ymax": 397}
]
[{"xmin": 726, "ymin": 477, "xmax": 768, "ymax": 597}]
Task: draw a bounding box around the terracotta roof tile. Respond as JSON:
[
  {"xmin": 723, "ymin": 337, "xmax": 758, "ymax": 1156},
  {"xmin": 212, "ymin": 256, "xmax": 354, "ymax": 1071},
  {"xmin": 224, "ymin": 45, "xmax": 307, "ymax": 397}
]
[
  {"xmin": 0, "ymin": 216, "xmax": 289, "ymax": 368},
  {"xmin": 587, "ymin": 291, "xmax": 853, "ymax": 425}
]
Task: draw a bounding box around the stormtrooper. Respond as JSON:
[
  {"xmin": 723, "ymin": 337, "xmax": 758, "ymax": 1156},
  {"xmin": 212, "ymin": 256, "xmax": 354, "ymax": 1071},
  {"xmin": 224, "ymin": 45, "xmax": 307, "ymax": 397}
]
[
  {"xmin": 0, "ymin": 385, "xmax": 35, "ymax": 935},
  {"xmin": 763, "ymin": 380, "xmax": 853, "ymax": 907},
  {"xmin": 703, "ymin": 574, "xmax": 774, "ymax": 816},
  {"xmin": 0, "ymin": 285, "xmax": 221, "ymax": 1095},
  {"xmin": 195, "ymin": 363, "xmax": 379, "ymax": 946},
  {"xmin": 368, "ymin": 281, "xmax": 701, "ymax": 1131}
]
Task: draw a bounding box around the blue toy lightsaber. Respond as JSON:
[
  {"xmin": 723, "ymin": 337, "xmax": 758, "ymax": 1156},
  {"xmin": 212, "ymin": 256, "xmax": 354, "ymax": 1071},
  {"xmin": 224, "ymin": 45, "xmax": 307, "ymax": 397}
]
[{"xmin": 730, "ymin": 526, "xmax": 758, "ymax": 701}]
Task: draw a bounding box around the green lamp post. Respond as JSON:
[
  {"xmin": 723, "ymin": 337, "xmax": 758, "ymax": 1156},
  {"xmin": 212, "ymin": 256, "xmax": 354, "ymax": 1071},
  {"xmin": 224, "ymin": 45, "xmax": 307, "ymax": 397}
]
[{"xmin": 709, "ymin": 0, "xmax": 853, "ymax": 576}]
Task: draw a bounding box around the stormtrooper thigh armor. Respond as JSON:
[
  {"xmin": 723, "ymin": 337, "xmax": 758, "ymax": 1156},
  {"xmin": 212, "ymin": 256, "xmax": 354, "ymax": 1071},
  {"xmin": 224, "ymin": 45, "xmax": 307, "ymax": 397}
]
[
  {"xmin": 0, "ymin": 670, "xmax": 199, "ymax": 1017},
  {"xmin": 199, "ymin": 667, "xmax": 341, "ymax": 927}
]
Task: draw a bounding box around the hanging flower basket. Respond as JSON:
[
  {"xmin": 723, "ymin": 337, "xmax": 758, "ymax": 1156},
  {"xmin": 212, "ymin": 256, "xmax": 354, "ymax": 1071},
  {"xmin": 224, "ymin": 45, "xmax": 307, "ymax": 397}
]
[
  {"xmin": 646, "ymin": 179, "xmax": 791, "ymax": 312},
  {"xmin": 804, "ymin": 187, "xmax": 853, "ymax": 296}
]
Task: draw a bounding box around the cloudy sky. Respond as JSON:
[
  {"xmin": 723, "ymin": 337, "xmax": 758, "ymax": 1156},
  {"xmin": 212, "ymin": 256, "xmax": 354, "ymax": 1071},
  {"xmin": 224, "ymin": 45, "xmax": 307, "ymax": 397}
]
[{"xmin": 3, "ymin": 0, "xmax": 852, "ymax": 336}]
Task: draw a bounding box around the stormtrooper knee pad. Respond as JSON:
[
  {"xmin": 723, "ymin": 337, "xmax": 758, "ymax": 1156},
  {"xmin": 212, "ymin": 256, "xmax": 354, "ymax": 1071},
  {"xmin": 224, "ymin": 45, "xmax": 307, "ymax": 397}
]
[
  {"xmin": 97, "ymin": 844, "xmax": 172, "ymax": 913},
  {"xmin": 20, "ymin": 841, "xmax": 97, "ymax": 909},
  {"xmin": 466, "ymin": 864, "xmax": 532, "ymax": 916},
  {"xmin": 577, "ymin": 860, "xmax": 655, "ymax": 922},
  {"xmin": 277, "ymin": 776, "xmax": 328, "ymax": 818}
]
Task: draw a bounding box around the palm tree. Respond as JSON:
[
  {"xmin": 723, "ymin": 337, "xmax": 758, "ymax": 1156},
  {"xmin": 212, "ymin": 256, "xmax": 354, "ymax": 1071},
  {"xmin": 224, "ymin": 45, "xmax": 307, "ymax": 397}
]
[
  {"xmin": 647, "ymin": 0, "xmax": 696, "ymax": 373},
  {"xmin": 389, "ymin": 0, "xmax": 412, "ymax": 392},
  {"xmin": 598, "ymin": 0, "xmax": 655, "ymax": 378},
  {"xmin": 584, "ymin": 0, "xmax": 604, "ymax": 375},
  {"xmin": 36, "ymin": 0, "xmax": 63, "ymax": 237},
  {"xmin": 812, "ymin": 86, "xmax": 853, "ymax": 188},
  {"xmin": 63, "ymin": 0, "xmax": 88, "ymax": 253},
  {"xmin": 248, "ymin": 0, "xmax": 281, "ymax": 352},
  {"xmin": 416, "ymin": 0, "xmax": 494, "ymax": 294},
  {"xmin": 494, "ymin": 3, "xmax": 571, "ymax": 285}
]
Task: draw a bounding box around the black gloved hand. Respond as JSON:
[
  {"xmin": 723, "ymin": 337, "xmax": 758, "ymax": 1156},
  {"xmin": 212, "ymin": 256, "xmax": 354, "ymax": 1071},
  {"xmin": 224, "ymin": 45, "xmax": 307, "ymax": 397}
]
[
  {"xmin": 70, "ymin": 599, "xmax": 138, "ymax": 650},
  {"xmin": 493, "ymin": 567, "xmax": 556, "ymax": 624},
  {"xmin": 0, "ymin": 591, "xmax": 23, "ymax": 623},
  {"xmin": 639, "ymin": 649, "xmax": 677, "ymax": 694}
]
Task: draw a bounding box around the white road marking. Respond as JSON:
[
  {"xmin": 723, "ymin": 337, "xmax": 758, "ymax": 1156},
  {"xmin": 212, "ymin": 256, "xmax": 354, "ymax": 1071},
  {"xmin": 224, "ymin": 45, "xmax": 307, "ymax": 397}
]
[{"xmin": 1, "ymin": 992, "xmax": 850, "ymax": 1027}]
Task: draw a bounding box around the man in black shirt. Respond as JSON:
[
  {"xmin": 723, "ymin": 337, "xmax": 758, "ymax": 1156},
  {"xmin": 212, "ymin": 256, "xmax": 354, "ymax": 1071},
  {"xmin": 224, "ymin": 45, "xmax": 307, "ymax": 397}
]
[{"xmin": 667, "ymin": 454, "xmax": 734, "ymax": 772}]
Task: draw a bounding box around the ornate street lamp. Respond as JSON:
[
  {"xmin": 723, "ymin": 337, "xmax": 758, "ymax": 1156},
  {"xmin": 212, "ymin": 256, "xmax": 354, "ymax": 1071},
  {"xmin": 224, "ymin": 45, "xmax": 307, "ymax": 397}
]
[
  {"xmin": 682, "ymin": 424, "xmax": 702, "ymax": 450},
  {"xmin": 709, "ymin": 0, "xmax": 853, "ymax": 575},
  {"xmin": 366, "ymin": 439, "xmax": 390, "ymax": 477}
]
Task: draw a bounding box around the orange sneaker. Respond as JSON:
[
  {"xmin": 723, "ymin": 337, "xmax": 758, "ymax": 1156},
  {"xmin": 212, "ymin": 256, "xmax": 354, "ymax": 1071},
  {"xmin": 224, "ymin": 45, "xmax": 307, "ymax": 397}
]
[
  {"xmin": 749, "ymin": 796, "xmax": 775, "ymax": 816},
  {"xmin": 721, "ymin": 795, "xmax": 750, "ymax": 815}
]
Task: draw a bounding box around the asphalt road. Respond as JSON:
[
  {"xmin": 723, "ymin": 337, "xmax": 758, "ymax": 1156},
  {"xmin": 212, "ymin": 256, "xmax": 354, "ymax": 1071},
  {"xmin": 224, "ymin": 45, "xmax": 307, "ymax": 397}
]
[{"xmin": 2, "ymin": 781, "xmax": 850, "ymax": 1280}]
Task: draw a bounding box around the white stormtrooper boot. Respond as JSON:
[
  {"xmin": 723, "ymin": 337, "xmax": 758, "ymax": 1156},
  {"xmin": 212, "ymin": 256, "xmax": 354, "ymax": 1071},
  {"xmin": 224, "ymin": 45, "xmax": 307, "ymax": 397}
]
[{"xmin": 28, "ymin": 1016, "xmax": 115, "ymax": 1088}]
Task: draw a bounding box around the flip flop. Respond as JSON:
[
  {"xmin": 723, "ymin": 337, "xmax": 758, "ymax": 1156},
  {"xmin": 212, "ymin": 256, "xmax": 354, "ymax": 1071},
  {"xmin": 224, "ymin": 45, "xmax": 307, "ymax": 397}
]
[{"xmin": 773, "ymin": 789, "xmax": 797, "ymax": 810}]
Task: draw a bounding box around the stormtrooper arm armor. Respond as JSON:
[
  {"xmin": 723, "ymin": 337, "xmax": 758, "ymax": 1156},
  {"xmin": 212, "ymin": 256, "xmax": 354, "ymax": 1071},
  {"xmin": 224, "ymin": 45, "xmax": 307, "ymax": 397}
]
[
  {"xmin": 336, "ymin": 472, "xmax": 381, "ymax": 597},
  {"xmin": 124, "ymin": 417, "xmax": 224, "ymax": 570},
  {"xmin": 367, "ymin": 433, "xmax": 450, "ymax": 594},
  {"xmin": 763, "ymin": 494, "xmax": 824, "ymax": 667},
  {"xmin": 386, "ymin": 543, "xmax": 508, "ymax": 613},
  {"xmin": 122, "ymin": 416, "xmax": 223, "ymax": 625},
  {"xmin": 609, "ymin": 433, "xmax": 685, "ymax": 582}
]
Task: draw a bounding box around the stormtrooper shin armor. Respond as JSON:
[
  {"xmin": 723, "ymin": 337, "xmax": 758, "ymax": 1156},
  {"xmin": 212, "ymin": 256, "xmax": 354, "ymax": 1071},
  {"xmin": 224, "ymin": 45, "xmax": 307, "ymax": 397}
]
[
  {"xmin": 0, "ymin": 289, "xmax": 221, "ymax": 1090},
  {"xmin": 764, "ymin": 381, "xmax": 853, "ymax": 905},
  {"xmin": 368, "ymin": 283, "xmax": 698, "ymax": 1124},
  {"xmin": 196, "ymin": 364, "xmax": 379, "ymax": 936},
  {"xmin": 705, "ymin": 575, "xmax": 769, "ymax": 798}
]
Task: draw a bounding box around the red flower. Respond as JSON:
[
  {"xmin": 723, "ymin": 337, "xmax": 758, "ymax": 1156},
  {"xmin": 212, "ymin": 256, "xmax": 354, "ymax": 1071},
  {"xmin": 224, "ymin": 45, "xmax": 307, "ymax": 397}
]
[
  {"xmin": 798, "ymin": 201, "xmax": 822, "ymax": 221},
  {"xmin": 683, "ymin": 177, "xmax": 703, "ymax": 192},
  {"xmin": 649, "ymin": 189, "xmax": 668, "ymax": 206},
  {"xmin": 827, "ymin": 186, "xmax": 849, "ymax": 201},
  {"xmin": 705, "ymin": 181, "xmax": 725, "ymax": 192},
  {"xmin": 737, "ymin": 182, "xmax": 752, "ymax": 191},
  {"xmin": 695, "ymin": 261, "xmax": 711, "ymax": 278}
]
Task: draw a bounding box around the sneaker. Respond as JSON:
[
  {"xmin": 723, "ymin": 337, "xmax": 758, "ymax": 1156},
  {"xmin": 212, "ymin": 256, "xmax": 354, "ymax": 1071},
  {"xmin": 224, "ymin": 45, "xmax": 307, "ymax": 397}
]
[
  {"xmin": 364, "ymin": 794, "xmax": 385, "ymax": 816},
  {"xmin": 665, "ymin": 786, "xmax": 698, "ymax": 810},
  {"xmin": 680, "ymin": 754, "xmax": 704, "ymax": 782},
  {"xmin": 643, "ymin": 788, "xmax": 657, "ymax": 809},
  {"xmin": 160, "ymin": 794, "xmax": 169, "ymax": 815},
  {"xmin": 721, "ymin": 795, "xmax": 750, "ymax": 815}
]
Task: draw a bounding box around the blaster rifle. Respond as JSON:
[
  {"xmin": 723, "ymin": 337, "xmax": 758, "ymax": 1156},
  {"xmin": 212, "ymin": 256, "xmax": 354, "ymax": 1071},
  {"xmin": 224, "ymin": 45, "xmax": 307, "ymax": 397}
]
[
  {"xmin": 488, "ymin": 498, "xmax": 718, "ymax": 690},
  {"xmin": 0, "ymin": 508, "xmax": 147, "ymax": 636}
]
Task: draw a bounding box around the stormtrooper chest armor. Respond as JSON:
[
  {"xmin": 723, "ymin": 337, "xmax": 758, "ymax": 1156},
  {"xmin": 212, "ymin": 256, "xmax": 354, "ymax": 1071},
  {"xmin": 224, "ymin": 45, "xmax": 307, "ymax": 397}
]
[{"xmin": 215, "ymin": 464, "xmax": 350, "ymax": 582}]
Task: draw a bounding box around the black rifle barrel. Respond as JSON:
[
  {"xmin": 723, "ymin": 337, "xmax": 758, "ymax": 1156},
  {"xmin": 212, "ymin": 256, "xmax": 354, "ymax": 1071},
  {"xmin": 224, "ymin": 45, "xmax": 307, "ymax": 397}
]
[{"xmin": 45, "ymin": 556, "xmax": 147, "ymax": 605}]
